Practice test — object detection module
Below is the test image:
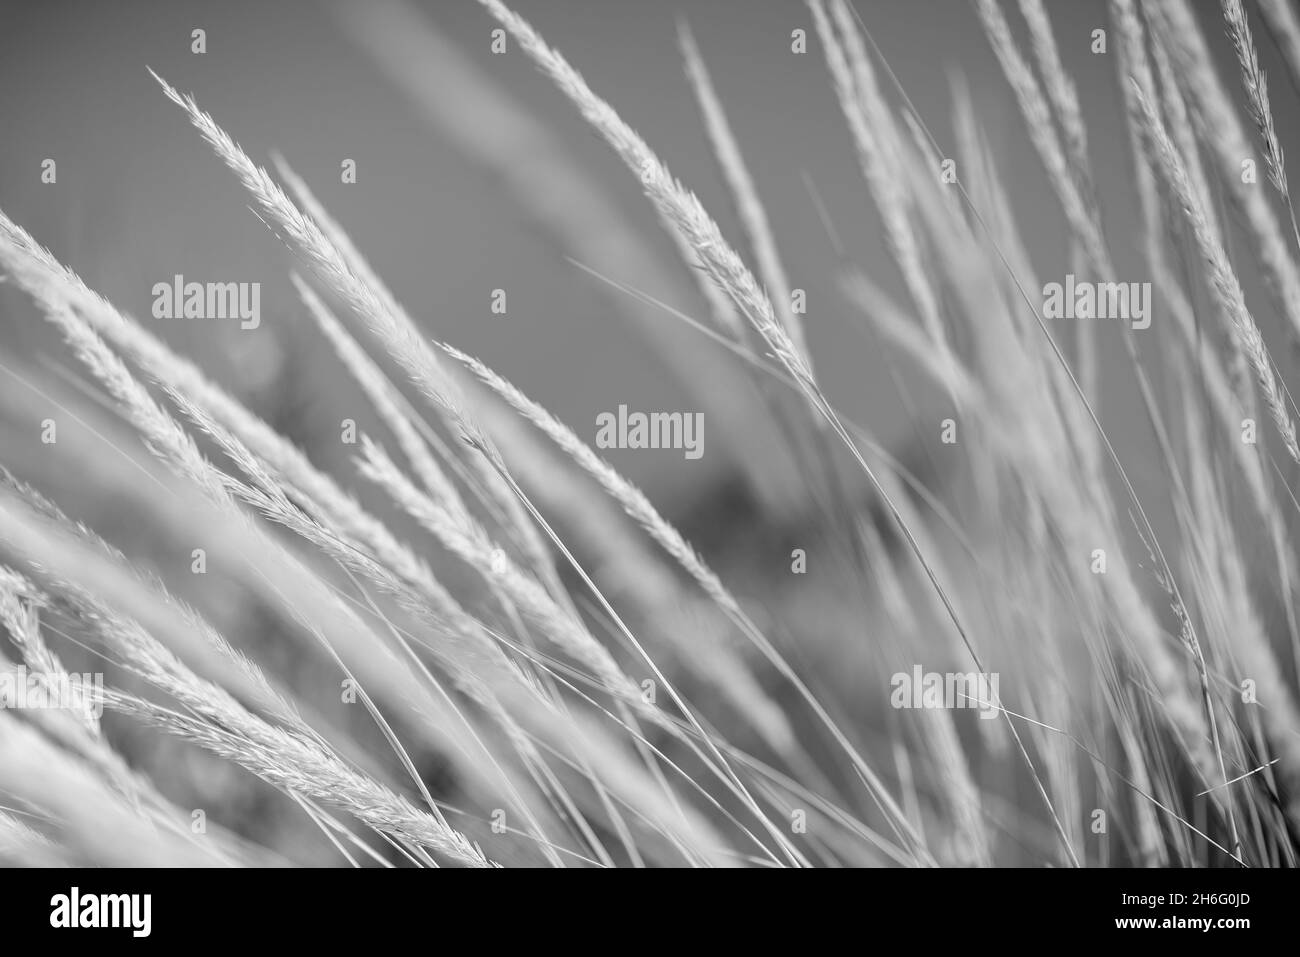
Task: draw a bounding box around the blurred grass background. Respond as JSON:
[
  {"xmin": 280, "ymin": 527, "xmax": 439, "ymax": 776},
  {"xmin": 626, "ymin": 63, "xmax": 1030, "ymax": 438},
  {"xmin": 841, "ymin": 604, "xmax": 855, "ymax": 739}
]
[{"xmin": 0, "ymin": 0, "xmax": 1219, "ymax": 509}]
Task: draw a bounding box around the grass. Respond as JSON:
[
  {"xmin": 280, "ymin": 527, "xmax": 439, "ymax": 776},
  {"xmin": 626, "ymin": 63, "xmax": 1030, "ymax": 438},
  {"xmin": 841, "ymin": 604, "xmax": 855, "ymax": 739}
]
[{"xmin": 1, "ymin": 0, "xmax": 1299, "ymax": 866}]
